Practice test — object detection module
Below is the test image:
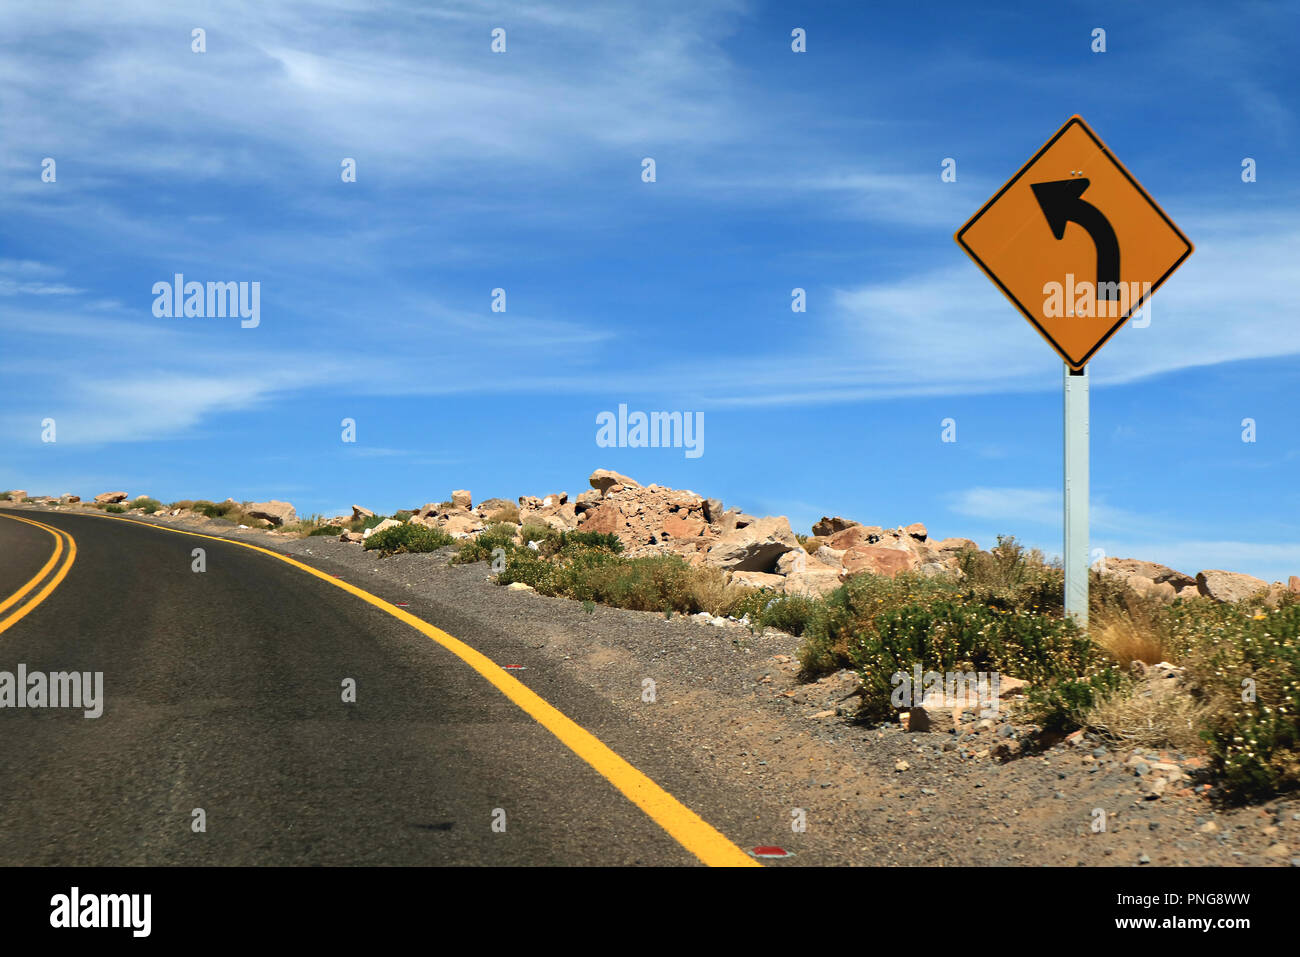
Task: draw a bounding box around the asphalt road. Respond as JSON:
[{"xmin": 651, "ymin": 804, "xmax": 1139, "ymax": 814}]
[{"xmin": 0, "ymin": 508, "xmax": 755, "ymax": 866}]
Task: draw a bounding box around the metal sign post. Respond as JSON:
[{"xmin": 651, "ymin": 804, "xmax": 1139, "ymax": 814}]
[{"xmin": 1063, "ymin": 364, "xmax": 1089, "ymax": 629}]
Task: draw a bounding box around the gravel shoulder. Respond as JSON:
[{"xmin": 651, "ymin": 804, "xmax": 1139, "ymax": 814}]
[{"xmin": 20, "ymin": 503, "xmax": 1300, "ymax": 867}]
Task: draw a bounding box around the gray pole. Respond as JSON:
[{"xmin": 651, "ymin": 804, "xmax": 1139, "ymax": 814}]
[{"xmin": 1064, "ymin": 363, "xmax": 1089, "ymax": 630}]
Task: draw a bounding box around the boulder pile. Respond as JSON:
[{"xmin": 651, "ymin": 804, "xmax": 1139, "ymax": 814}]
[{"xmin": 3, "ymin": 471, "xmax": 1293, "ymax": 606}]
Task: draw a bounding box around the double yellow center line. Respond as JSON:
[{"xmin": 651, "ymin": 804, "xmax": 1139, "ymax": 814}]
[{"xmin": 0, "ymin": 513, "xmax": 78, "ymax": 635}]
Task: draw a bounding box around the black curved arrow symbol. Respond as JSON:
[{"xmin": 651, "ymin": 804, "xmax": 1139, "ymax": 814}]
[{"xmin": 1031, "ymin": 178, "xmax": 1120, "ymax": 298}]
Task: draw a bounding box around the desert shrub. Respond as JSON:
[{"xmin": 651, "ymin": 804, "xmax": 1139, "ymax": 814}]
[
  {"xmin": 1176, "ymin": 602, "xmax": 1300, "ymax": 799},
  {"xmin": 488, "ymin": 504, "xmax": 521, "ymax": 524},
  {"xmin": 452, "ymin": 523, "xmax": 521, "ymax": 564},
  {"xmin": 560, "ymin": 529, "xmax": 624, "ymax": 553},
  {"xmin": 498, "ymin": 548, "xmax": 559, "ymax": 593},
  {"xmin": 190, "ymin": 499, "xmax": 249, "ymax": 524},
  {"xmin": 756, "ymin": 593, "xmax": 821, "ymax": 636},
  {"xmin": 519, "ymin": 523, "xmax": 556, "ymax": 546},
  {"xmin": 792, "ymin": 566, "xmax": 1122, "ymax": 728},
  {"xmin": 132, "ymin": 496, "xmax": 162, "ymax": 514},
  {"xmin": 309, "ymin": 525, "xmax": 345, "ymax": 536},
  {"xmin": 392, "ymin": 510, "xmax": 415, "ymax": 522},
  {"xmin": 848, "ymin": 594, "xmax": 1121, "ymax": 727},
  {"xmin": 104, "ymin": 503, "xmax": 127, "ymax": 514},
  {"xmin": 1086, "ymin": 682, "xmax": 1210, "ymax": 752},
  {"xmin": 797, "ymin": 573, "xmax": 959, "ymax": 677},
  {"xmin": 346, "ymin": 513, "xmax": 389, "ymax": 532},
  {"xmin": 688, "ymin": 566, "xmax": 756, "ymax": 618},
  {"xmin": 363, "ymin": 523, "xmax": 454, "ymax": 556},
  {"xmin": 500, "ymin": 548, "xmax": 702, "ymax": 615}
]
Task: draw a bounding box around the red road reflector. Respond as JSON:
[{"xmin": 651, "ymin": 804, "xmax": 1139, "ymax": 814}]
[
  {"xmin": 503, "ymin": 665, "xmax": 527, "ymax": 671},
  {"xmin": 750, "ymin": 846, "xmax": 793, "ymax": 859},
  {"xmin": 395, "ymin": 602, "xmax": 410, "ymax": 606}
]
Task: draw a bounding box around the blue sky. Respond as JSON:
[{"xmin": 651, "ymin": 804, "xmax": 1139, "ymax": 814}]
[{"xmin": 1, "ymin": 0, "xmax": 1297, "ymax": 580}]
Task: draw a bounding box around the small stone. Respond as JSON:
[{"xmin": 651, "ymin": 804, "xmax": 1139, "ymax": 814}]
[
  {"xmin": 1138, "ymin": 853, "xmax": 1151, "ymax": 865},
  {"xmin": 894, "ymin": 760, "xmax": 910, "ymax": 772}
]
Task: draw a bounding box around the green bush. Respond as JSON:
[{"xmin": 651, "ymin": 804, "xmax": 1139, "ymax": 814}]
[
  {"xmin": 132, "ymin": 496, "xmax": 162, "ymax": 514},
  {"xmin": 561, "ymin": 530, "xmax": 624, "ymax": 553},
  {"xmin": 519, "ymin": 523, "xmax": 556, "ymax": 547},
  {"xmin": 791, "ymin": 567, "xmax": 1123, "ymax": 729},
  {"xmin": 348, "ymin": 513, "xmax": 389, "ymax": 532},
  {"xmin": 452, "ymin": 523, "xmax": 521, "ymax": 564},
  {"xmin": 363, "ymin": 523, "xmax": 454, "ymax": 556},
  {"xmin": 104, "ymin": 504, "xmax": 127, "ymax": 514},
  {"xmin": 755, "ymin": 593, "xmax": 821, "ymax": 636},
  {"xmin": 500, "ymin": 547, "xmax": 700, "ymax": 614},
  {"xmin": 1177, "ymin": 602, "xmax": 1300, "ymax": 799},
  {"xmin": 309, "ymin": 524, "xmax": 345, "ymax": 536}
]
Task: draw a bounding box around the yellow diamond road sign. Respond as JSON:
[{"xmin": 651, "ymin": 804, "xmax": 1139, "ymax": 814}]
[{"xmin": 955, "ymin": 115, "xmax": 1193, "ymax": 368}]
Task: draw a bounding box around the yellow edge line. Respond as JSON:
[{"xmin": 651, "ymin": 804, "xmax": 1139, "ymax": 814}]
[
  {"xmin": 0, "ymin": 514, "xmax": 77, "ymax": 634},
  {"xmin": 84, "ymin": 512, "xmax": 760, "ymax": 868}
]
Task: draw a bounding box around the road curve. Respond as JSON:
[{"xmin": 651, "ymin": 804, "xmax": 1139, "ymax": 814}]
[{"xmin": 0, "ymin": 508, "xmax": 758, "ymax": 866}]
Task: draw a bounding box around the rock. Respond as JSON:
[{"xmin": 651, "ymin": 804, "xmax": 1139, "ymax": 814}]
[
  {"xmin": 903, "ymin": 522, "xmax": 928, "ymax": 542},
  {"xmin": 363, "ymin": 518, "xmax": 401, "ymax": 538},
  {"xmin": 478, "ymin": 498, "xmax": 513, "ymax": 514},
  {"xmin": 1197, "ymin": 569, "xmax": 1269, "ymax": 603},
  {"xmin": 717, "ymin": 509, "xmax": 754, "ymax": 534},
  {"xmin": 783, "ymin": 567, "xmax": 844, "ymax": 597},
  {"xmin": 894, "ymin": 760, "xmax": 910, "ymax": 772},
  {"xmin": 828, "ymin": 525, "xmax": 885, "ymax": 550},
  {"xmin": 246, "ymin": 500, "xmax": 297, "ymax": 527},
  {"xmin": 933, "ymin": 537, "xmax": 979, "ymax": 555},
  {"xmin": 841, "ymin": 544, "xmax": 916, "ymax": 578},
  {"xmin": 813, "ymin": 545, "xmax": 846, "ymax": 568},
  {"xmin": 1290, "ymin": 576, "xmax": 1300, "ymax": 595},
  {"xmin": 340, "ymin": 531, "xmax": 364, "ymax": 543},
  {"xmin": 506, "ymin": 582, "xmax": 535, "ymax": 592},
  {"xmin": 906, "ymin": 706, "xmax": 937, "ymax": 732},
  {"xmin": 443, "ymin": 514, "xmax": 484, "ymax": 538},
  {"xmin": 6, "ymin": 490, "xmax": 27, "ymax": 501},
  {"xmin": 351, "ymin": 505, "xmax": 375, "ymax": 521},
  {"xmin": 578, "ymin": 502, "xmax": 621, "ymax": 536},
  {"xmin": 705, "ymin": 516, "xmax": 799, "ymax": 572},
  {"xmin": 589, "ymin": 469, "xmax": 640, "ymax": 494},
  {"xmin": 59, "ymin": 494, "xmax": 81, "ymax": 504},
  {"xmin": 730, "ymin": 571, "xmax": 785, "ymax": 590},
  {"xmin": 451, "ymin": 490, "xmax": 472, "ymax": 509},
  {"xmin": 662, "ymin": 514, "xmax": 707, "ymax": 539},
  {"xmin": 573, "ymin": 490, "xmax": 602, "ymax": 511},
  {"xmin": 702, "ymin": 498, "xmax": 724, "ymax": 523},
  {"xmin": 775, "ymin": 549, "xmax": 810, "ymax": 575},
  {"xmin": 1103, "ymin": 557, "xmax": 1196, "ymax": 588},
  {"xmin": 811, "ymin": 516, "xmax": 860, "ymax": 537},
  {"xmin": 94, "ymin": 491, "xmax": 128, "ymax": 504},
  {"xmin": 1264, "ymin": 843, "xmax": 1292, "ymax": 859}
]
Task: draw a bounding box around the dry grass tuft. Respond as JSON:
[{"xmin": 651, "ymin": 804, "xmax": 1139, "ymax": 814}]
[{"xmin": 1086, "ymin": 681, "xmax": 1209, "ymax": 752}]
